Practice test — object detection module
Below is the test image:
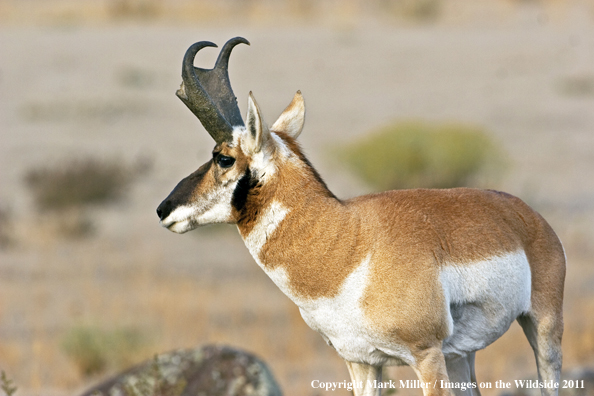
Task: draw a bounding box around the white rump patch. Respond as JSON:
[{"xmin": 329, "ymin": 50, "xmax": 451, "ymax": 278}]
[{"xmin": 440, "ymin": 250, "xmax": 532, "ymax": 357}]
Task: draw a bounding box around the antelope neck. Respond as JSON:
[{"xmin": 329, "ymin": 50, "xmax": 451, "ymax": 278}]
[{"xmin": 237, "ymin": 161, "xmax": 366, "ymax": 301}]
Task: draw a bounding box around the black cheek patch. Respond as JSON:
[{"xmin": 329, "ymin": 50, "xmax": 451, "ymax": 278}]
[{"xmin": 232, "ymin": 167, "xmax": 257, "ymax": 212}]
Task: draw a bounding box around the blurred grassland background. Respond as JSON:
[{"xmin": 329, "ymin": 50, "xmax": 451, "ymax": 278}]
[{"xmin": 1, "ymin": 0, "xmax": 594, "ymax": 395}]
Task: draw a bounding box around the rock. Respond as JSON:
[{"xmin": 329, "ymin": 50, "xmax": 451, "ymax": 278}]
[{"xmin": 80, "ymin": 344, "xmax": 283, "ymax": 396}]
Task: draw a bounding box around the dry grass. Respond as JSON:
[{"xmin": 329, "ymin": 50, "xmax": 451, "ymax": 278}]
[
  {"xmin": 20, "ymin": 99, "xmax": 150, "ymax": 125},
  {"xmin": 0, "ymin": 0, "xmax": 480, "ymax": 27},
  {"xmin": 0, "ymin": 230, "xmax": 347, "ymax": 396},
  {"xmin": 1, "ymin": 0, "xmax": 591, "ymax": 29},
  {"xmin": 1, "ymin": 2, "xmax": 594, "ymax": 395}
]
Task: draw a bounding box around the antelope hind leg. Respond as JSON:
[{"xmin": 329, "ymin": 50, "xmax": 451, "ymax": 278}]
[
  {"xmin": 444, "ymin": 352, "xmax": 481, "ymax": 396},
  {"xmin": 517, "ymin": 313, "xmax": 563, "ymax": 396}
]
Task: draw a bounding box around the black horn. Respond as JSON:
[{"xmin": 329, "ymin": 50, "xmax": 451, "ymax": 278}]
[{"xmin": 176, "ymin": 37, "xmax": 250, "ymax": 144}]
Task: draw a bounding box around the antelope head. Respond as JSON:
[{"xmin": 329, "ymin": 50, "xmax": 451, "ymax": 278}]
[{"xmin": 156, "ymin": 37, "xmax": 305, "ymax": 234}]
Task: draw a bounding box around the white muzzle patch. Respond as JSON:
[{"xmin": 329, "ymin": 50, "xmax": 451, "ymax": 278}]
[{"xmin": 160, "ymin": 180, "xmax": 238, "ymax": 233}]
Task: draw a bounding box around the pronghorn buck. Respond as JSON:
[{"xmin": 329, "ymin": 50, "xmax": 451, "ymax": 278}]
[{"xmin": 157, "ymin": 37, "xmax": 565, "ymax": 396}]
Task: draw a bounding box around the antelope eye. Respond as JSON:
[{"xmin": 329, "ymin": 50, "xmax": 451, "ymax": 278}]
[{"xmin": 217, "ymin": 155, "xmax": 235, "ymax": 168}]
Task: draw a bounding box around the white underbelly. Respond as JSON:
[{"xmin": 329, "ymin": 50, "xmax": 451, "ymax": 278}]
[{"xmin": 440, "ymin": 250, "xmax": 532, "ymax": 357}]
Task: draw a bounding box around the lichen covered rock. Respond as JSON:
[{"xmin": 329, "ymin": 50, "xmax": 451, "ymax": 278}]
[{"xmin": 80, "ymin": 345, "xmax": 283, "ymax": 396}]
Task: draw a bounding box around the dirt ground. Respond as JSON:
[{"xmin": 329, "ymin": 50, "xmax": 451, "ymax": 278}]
[{"xmin": 1, "ymin": 1, "xmax": 594, "ymax": 395}]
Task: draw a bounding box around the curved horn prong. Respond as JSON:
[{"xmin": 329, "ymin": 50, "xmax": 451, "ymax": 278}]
[
  {"xmin": 215, "ymin": 37, "xmax": 250, "ymax": 70},
  {"xmin": 178, "ymin": 41, "xmax": 217, "ymax": 99},
  {"xmin": 177, "ymin": 37, "xmax": 249, "ymax": 144}
]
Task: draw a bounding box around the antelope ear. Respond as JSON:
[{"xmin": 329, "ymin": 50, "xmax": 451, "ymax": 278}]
[
  {"xmin": 245, "ymin": 92, "xmax": 270, "ymax": 153},
  {"xmin": 271, "ymin": 91, "xmax": 305, "ymax": 139}
]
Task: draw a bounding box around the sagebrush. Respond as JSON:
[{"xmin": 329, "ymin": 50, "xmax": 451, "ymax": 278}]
[
  {"xmin": 337, "ymin": 120, "xmax": 504, "ymax": 191},
  {"xmin": 25, "ymin": 156, "xmax": 150, "ymax": 211},
  {"xmin": 61, "ymin": 325, "xmax": 147, "ymax": 378}
]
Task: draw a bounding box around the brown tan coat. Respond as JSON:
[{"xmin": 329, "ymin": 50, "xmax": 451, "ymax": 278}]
[{"xmin": 158, "ymin": 92, "xmax": 565, "ymax": 396}]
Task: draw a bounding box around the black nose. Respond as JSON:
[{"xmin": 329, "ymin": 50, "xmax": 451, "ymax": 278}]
[{"xmin": 156, "ymin": 200, "xmax": 173, "ymax": 221}]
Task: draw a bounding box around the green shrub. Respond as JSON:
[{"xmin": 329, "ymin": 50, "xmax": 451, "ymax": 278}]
[
  {"xmin": 25, "ymin": 156, "xmax": 150, "ymax": 212},
  {"xmin": 108, "ymin": 0, "xmax": 162, "ymax": 20},
  {"xmin": 380, "ymin": 0, "xmax": 442, "ymax": 22},
  {"xmin": 0, "ymin": 371, "xmax": 17, "ymax": 396},
  {"xmin": 61, "ymin": 326, "xmax": 146, "ymax": 378},
  {"xmin": 402, "ymin": 0, "xmax": 441, "ymax": 22},
  {"xmin": 0, "ymin": 206, "xmax": 14, "ymax": 249},
  {"xmin": 337, "ymin": 120, "xmax": 504, "ymax": 191}
]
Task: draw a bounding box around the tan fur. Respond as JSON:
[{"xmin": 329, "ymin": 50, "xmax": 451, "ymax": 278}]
[
  {"xmin": 234, "ymin": 132, "xmax": 565, "ymax": 349},
  {"xmin": 237, "ymin": 131, "xmax": 563, "ymax": 395},
  {"xmin": 159, "ymin": 92, "xmax": 565, "ymax": 396}
]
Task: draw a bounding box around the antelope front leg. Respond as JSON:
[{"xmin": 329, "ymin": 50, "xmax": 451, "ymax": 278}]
[
  {"xmin": 345, "ymin": 360, "xmax": 382, "ymax": 396},
  {"xmin": 411, "ymin": 345, "xmax": 453, "ymax": 396}
]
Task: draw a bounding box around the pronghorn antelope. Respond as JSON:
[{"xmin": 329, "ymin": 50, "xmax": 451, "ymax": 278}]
[{"xmin": 156, "ymin": 37, "xmax": 565, "ymax": 396}]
